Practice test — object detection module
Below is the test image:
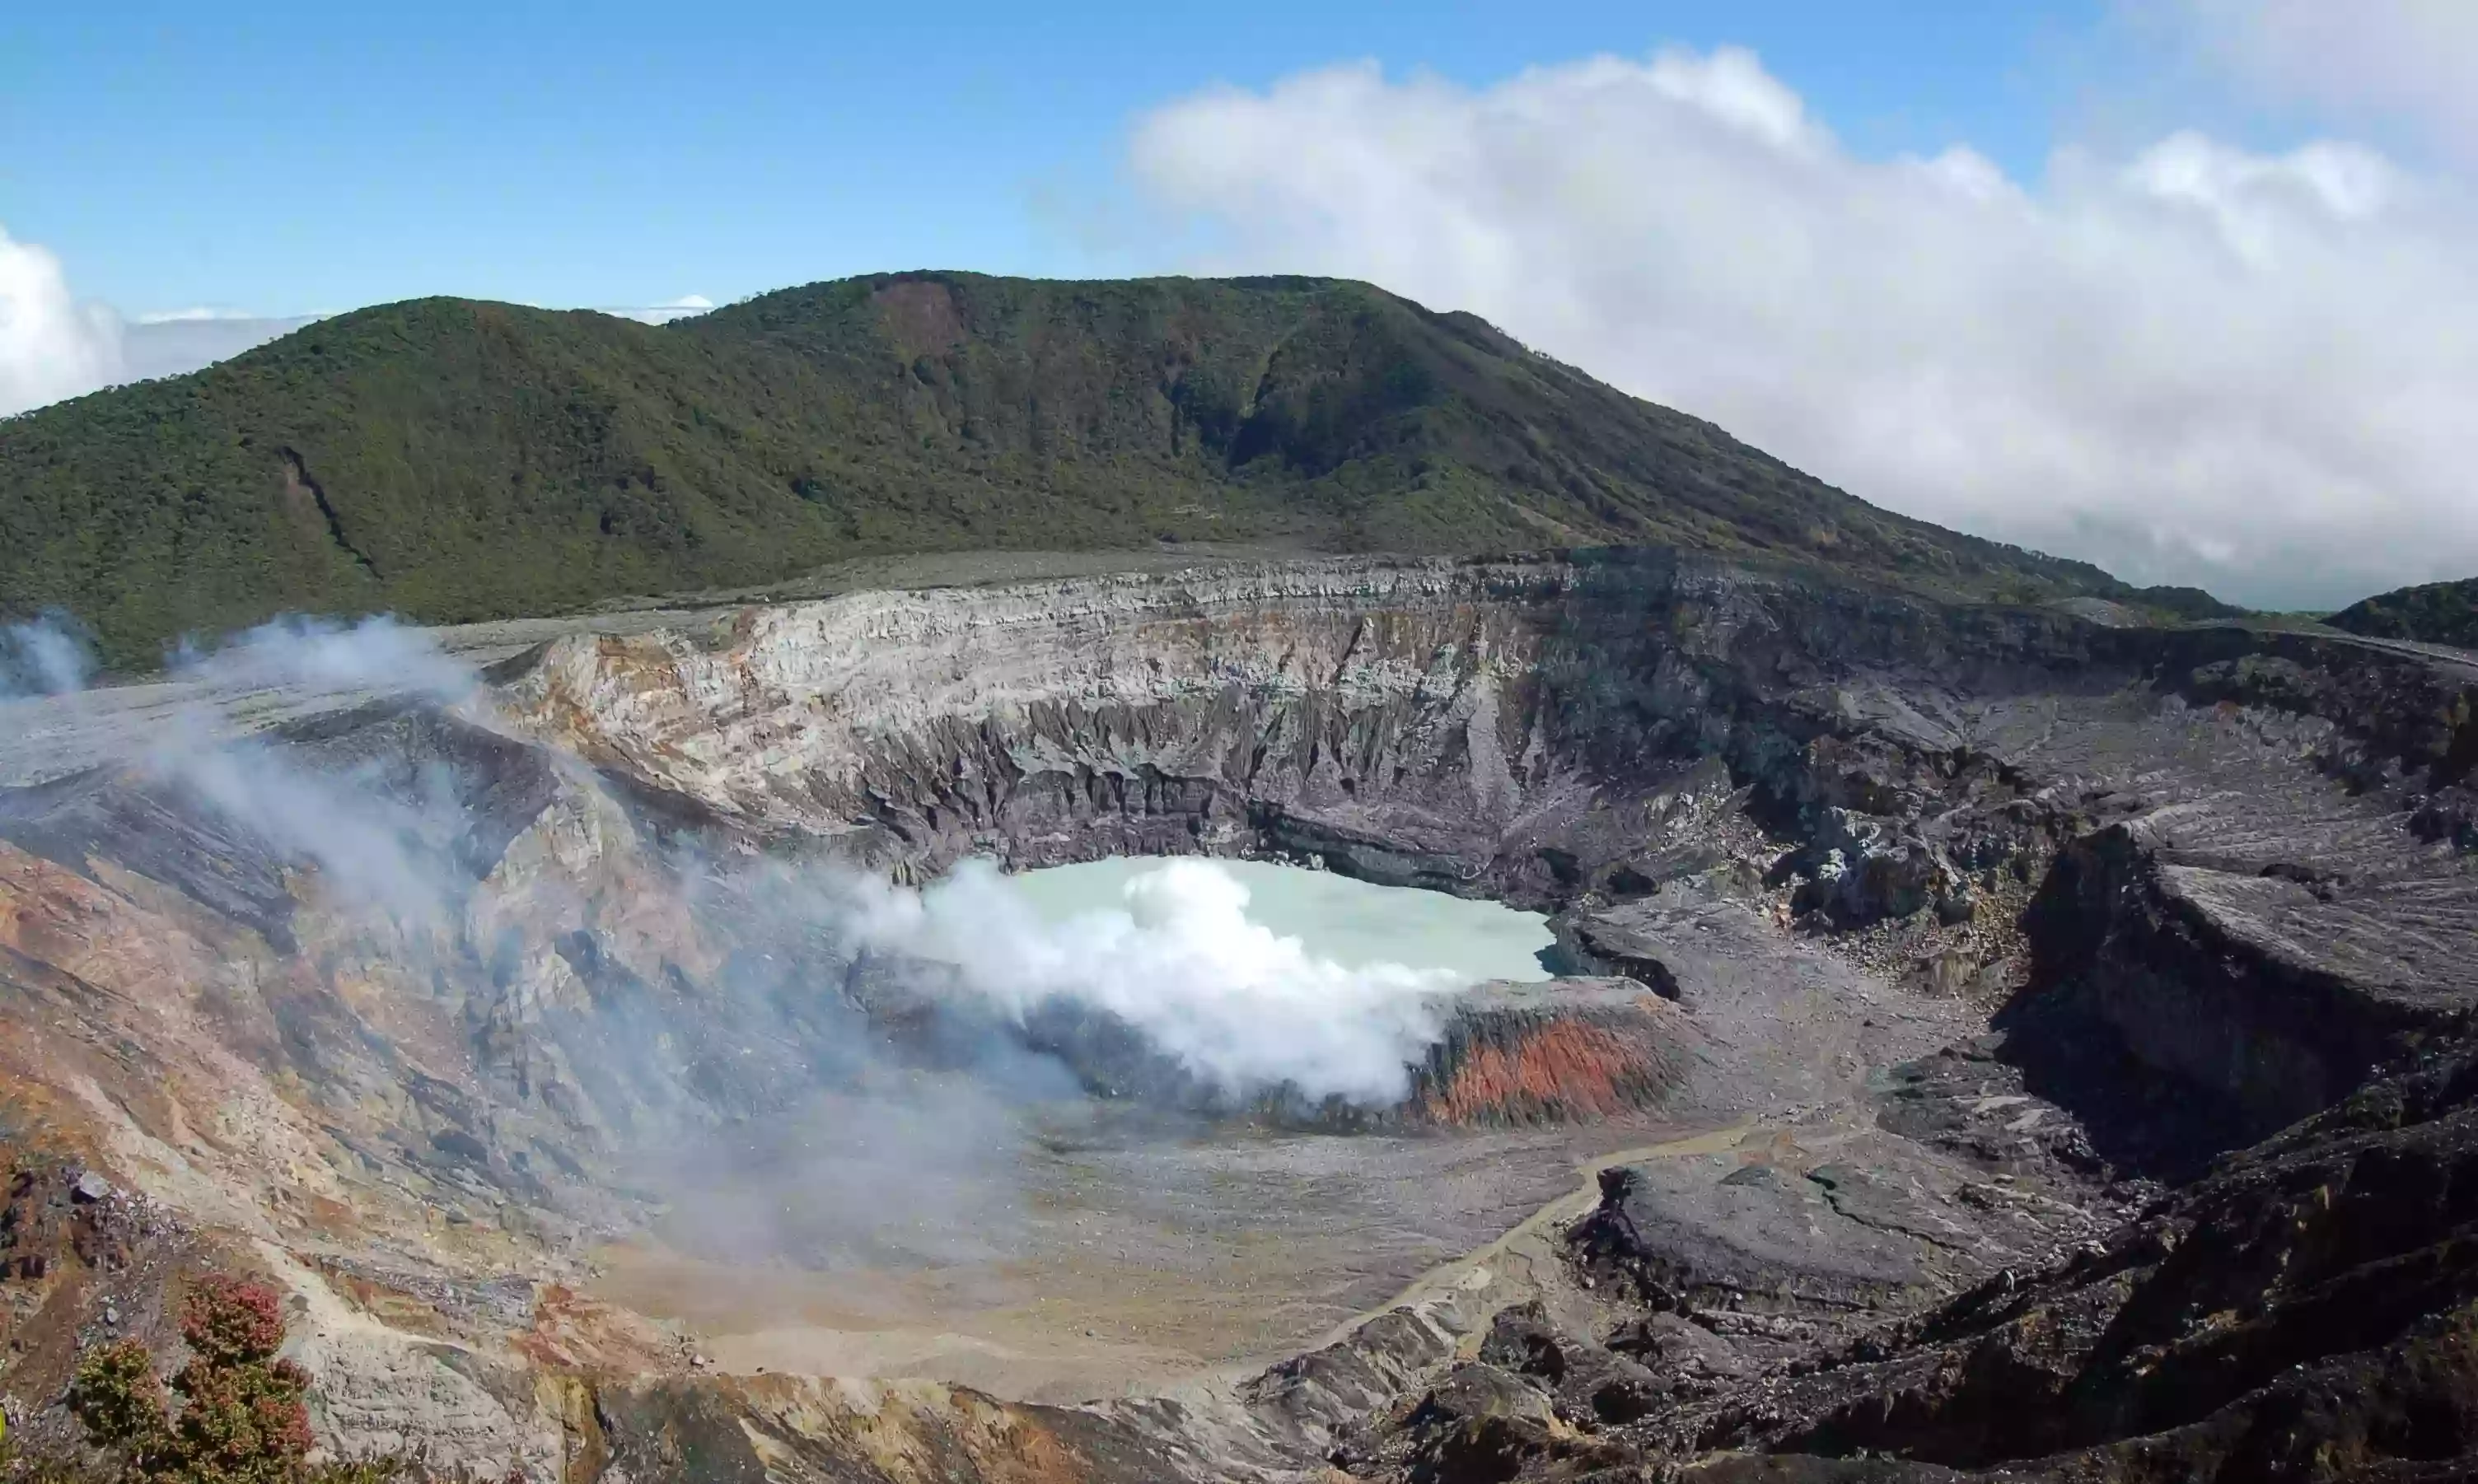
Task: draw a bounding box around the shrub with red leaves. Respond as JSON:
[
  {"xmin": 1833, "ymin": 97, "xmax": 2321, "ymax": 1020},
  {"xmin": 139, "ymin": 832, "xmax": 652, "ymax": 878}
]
[
  {"xmin": 175, "ymin": 1276, "xmax": 289, "ymax": 1374},
  {"xmin": 68, "ymin": 1274, "xmax": 314, "ymax": 1483}
]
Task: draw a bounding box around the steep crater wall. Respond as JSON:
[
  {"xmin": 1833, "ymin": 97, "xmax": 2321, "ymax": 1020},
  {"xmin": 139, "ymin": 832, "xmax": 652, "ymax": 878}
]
[
  {"xmin": 503, "ymin": 553, "xmax": 2122, "ymax": 901},
  {"xmin": 4, "ymin": 558, "xmax": 2469, "ymax": 1250},
  {"xmin": 502, "ymin": 552, "xmax": 2478, "ymax": 1151}
]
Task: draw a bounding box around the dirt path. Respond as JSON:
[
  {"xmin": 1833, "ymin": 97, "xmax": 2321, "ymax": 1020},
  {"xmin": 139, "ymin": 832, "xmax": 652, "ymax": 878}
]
[{"xmin": 1303, "ymin": 1120, "xmax": 1774, "ymax": 1352}]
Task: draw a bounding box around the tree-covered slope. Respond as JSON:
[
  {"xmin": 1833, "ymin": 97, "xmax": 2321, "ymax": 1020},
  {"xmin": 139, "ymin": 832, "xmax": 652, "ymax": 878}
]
[
  {"xmin": 2326, "ymin": 576, "xmax": 2478, "ymax": 651},
  {"xmin": 3, "ymin": 271, "xmax": 2155, "ymax": 665}
]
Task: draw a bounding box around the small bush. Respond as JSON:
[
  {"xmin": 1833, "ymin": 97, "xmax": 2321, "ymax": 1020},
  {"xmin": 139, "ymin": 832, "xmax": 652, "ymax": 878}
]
[
  {"xmin": 40, "ymin": 1274, "xmax": 526, "ymax": 1484},
  {"xmin": 68, "ymin": 1275, "xmax": 313, "ymax": 1483}
]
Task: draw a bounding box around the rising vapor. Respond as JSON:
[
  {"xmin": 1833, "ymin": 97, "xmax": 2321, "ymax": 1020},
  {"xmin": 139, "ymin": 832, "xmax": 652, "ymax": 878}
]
[
  {"xmin": 2, "ymin": 614, "xmax": 1461, "ymax": 1108},
  {"xmin": 870, "ymin": 857, "xmax": 1462, "ymax": 1105}
]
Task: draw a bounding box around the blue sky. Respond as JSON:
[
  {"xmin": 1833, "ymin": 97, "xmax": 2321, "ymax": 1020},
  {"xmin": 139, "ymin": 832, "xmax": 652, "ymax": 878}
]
[{"xmin": 8, "ymin": 0, "xmax": 2132, "ymax": 316}]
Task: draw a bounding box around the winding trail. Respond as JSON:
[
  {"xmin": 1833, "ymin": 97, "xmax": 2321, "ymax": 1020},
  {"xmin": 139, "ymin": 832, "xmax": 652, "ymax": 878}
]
[{"xmin": 1307, "ymin": 1118, "xmax": 1766, "ymax": 1351}]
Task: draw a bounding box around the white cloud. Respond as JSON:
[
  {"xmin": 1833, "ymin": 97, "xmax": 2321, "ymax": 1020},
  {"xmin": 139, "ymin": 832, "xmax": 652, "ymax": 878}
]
[
  {"xmin": 2180, "ymin": 0, "xmax": 2478, "ymax": 162},
  {"xmin": 1129, "ymin": 49, "xmax": 2478, "ymax": 607},
  {"xmin": 599, "ymin": 294, "xmax": 717, "ymax": 324},
  {"xmin": 134, "ymin": 306, "xmax": 269, "ymax": 324},
  {"xmin": 0, "ymin": 224, "xmax": 122, "ymax": 417},
  {"xmin": 120, "ymin": 315, "xmax": 321, "ymax": 383}
]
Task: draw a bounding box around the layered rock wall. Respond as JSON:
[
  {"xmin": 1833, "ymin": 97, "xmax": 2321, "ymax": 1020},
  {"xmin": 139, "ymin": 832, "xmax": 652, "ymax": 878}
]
[{"xmin": 503, "ymin": 553, "xmax": 2478, "ymax": 1138}]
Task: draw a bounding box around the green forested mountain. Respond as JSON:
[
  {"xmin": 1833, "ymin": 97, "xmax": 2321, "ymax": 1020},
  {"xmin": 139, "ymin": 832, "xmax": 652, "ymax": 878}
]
[
  {"xmin": 3, "ymin": 271, "xmax": 2165, "ymax": 665},
  {"xmin": 2327, "ymin": 577, "xmax": 2478, "ymax": 650}
]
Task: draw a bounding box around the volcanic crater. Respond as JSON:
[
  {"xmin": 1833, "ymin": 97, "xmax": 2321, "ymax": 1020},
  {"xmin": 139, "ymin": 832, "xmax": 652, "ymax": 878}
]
[{"xmin": 3, "ymin": 547, "xmax": 2476, "ymax": 1482}]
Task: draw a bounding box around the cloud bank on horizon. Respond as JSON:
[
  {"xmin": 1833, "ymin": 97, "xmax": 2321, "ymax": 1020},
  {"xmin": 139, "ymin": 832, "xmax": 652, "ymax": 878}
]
[
  {"xmin": 1130, "ymin": 6, "xmax": 2478, "ymax": 609},
  {"xmin": 0, "ymin": 272, "xmax": 713, "ymax": 414},
  {"xmin": 2182, "ymin": 0, "xmax": 2478, "ymax": 165}
]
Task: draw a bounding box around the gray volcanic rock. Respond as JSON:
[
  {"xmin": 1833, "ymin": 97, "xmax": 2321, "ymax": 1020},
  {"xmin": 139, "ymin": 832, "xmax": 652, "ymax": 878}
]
[
  {"xmin": 2026, "ymin": 812, "xmax": 2478, "ymax": 1141},
  {"xmin": 1478, "ymin": 1300, "xmax": 1667, "ymax": 1425},
  {"xmin": 1570, "ymin": 1144, "xmax": 2096, "ymax": 1337},
  {"xmin": 1622, "ymin": 1041, "xmax": 2478, "ymax": 1481},
  {"xmin": 1401, "ymin": 1363, "xmax": 1568, "ymax": 1484}
]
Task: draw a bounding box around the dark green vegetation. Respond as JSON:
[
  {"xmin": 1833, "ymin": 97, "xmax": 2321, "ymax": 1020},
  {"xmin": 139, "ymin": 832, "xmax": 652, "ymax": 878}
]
[
  {"xmin": 2327, "ymin": 575, "xmax": 2478, "ymax": 650},
  {"xmin": 3, "ymin": 272, "xmax": 2209, "ymax": 667}
]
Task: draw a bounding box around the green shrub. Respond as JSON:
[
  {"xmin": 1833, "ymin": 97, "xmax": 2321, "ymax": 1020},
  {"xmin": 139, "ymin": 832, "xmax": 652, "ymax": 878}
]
[
  {"xmin": 16, "ymin": 1273, "xmax": 521, "ymax": 1484},
  {"xmin": 68, "ymin": 1275, "xmax": 314, "ymax": 1484}
]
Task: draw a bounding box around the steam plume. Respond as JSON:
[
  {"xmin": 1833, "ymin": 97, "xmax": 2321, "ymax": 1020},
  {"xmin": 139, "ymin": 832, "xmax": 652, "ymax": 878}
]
[
  {"xmin": 1, "ymin": 618, "xmax": 94, "ymax": 697},
  {"xmin": 858, "ymin": 857, "xmax": 1461, "ymax": 1104},
  {"xmin": 7, "ymin": 614, "xmax": 1466, "ymax": 1108}
]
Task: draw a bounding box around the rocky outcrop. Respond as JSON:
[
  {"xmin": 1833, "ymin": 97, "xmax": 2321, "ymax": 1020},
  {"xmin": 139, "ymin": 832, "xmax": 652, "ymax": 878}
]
[
  {"xmin": 2022, "ymin": 819, "xmax": 2478, "ymax": 1141},
  {"xmin": 1300, "ymin": 1039, "xmax": 2478, "ymax": 1482},
  {"xmin": 1409, "ymin": 981, "xmax": 1707, "ymax": 1127},
  {"xmin": 1571, "ymin": 1141, "xmax": 2106, "ymax": 1337},
  {"xmin": 498, "ymin": 551, "xmax": 2132, "ymax": 908},
  {"xmin": 1649, "ymin": 1041, "xmax": 2478, "ymax": 1480}
]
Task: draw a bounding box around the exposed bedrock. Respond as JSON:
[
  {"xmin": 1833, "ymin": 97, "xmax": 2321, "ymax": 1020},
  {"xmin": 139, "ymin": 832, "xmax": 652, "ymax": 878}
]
[
  {"xmin": 502, "ymin": 553, "xmax": 2478, "ymax": 1141},
  {"xmin": 479, "ymin": 549, "xmax": 2478, "ymax": 1172},
  {"xmin": 3, "ymin": 552, "xmax": 2469, "ymax": 1188},
  {"xmin": 1296, "ymin": 1038, "xmax": 2478, "ymax": 1482},
  {"xmin": 1615, "ymin": 1041, "xmax": 2478, "ymax": 1482},
  {"xmin": 1407, "ymin": 980, "xmax": 1708, "ymax": 1127},
  {"xmin": 499, "ymin": 550, "xmax": 2118, "ymax": 903},
  {"xmin": 503, "ymin": 553, "xmax": 2472, "ymax": 1253},
  {"xmin": 2023, "ymin": 819, "xmax": 2478, "ymax": 1143}
]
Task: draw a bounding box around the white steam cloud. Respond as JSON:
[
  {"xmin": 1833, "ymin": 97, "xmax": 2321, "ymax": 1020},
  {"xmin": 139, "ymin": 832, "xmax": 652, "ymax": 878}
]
[
  {"xmin": 161, "ymin": 619, "xmax": 486, "ymax": 926},
  {"xmin": 0, "ymin": 225, "xmax": 122, "ymax": 417},
  {"xmin": 1, "ymin": 619, "xmax": 96, "ymax": 698},
  {"xmin": 849, "ymin": 857, "xmax": 1461, "ymax": 1104},
  {"xmin": 2, "ymin": 615, "xmax": 1042, "ymax": 1266},
  {"xmin": 166, "ymin": 613, "xmax": 482, "ymax": 707},
  {"xmin": 3, "ymin": 615, "xmax": 491, "ymax": 926},
  {"xmin": 160, "ymin": 740, "xmax": 465, "ymax": 926},
  {"xmin": 1129, "ymin": 47, "xmax": 2478, "ymax": 609},
  {"xmin": 7, "ymin": 614, "xmax": 1456, "ymax": 1104}
]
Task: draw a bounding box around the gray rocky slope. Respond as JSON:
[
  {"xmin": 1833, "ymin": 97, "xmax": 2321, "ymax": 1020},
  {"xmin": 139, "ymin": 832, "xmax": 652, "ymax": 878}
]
[{"xmin": 0, "ymin": 547, "xmax": 2471, "ymax": 1481}]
